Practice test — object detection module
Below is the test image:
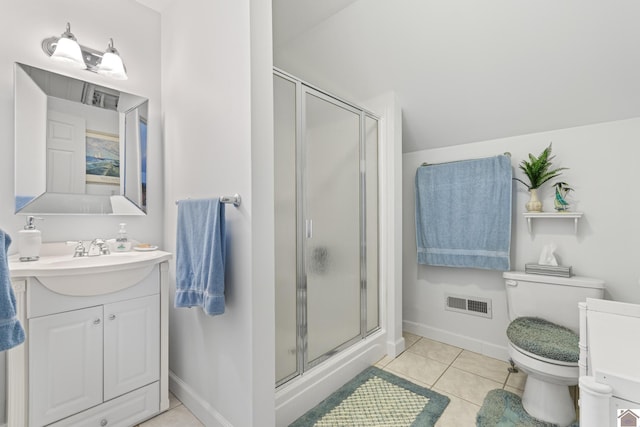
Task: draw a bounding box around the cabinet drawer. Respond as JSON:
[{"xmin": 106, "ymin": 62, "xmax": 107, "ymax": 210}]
[{"xmin": 49, "ymin": 382, "xmax": 160, "ymax": 427}]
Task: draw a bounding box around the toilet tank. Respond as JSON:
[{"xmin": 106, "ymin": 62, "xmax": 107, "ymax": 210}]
[{"xmin": 504, "ymin": 271, "xmax": 605, "ymax": 333}]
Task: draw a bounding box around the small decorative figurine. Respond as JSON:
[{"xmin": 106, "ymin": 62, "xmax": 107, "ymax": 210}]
[{"xmin": 553, "ymin": 182, "xmax": 572, "ymax": 211}]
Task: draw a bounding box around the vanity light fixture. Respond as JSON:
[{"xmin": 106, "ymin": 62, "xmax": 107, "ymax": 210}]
[{"xmin": 42, "ymin": 22, "xmax": 128, "ymax": 80}]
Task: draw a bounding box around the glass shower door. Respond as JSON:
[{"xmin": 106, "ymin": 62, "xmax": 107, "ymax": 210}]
[
  {"xmin": 303, "ymin": 89, "xmax": 362, "ymax": 368},
  {"xmin": 274, "ymin": 70, "xmax": 379, "ymax": 386}
]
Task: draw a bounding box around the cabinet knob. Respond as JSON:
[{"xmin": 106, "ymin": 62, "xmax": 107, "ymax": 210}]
[
  {"xmin": 109, "ymin": 314, "xmax": 116, "ymax": 321},
  {"xmin": 100, "ymin": 418, "xmax": 108, "ymax": 426},
  {"xmin": 93, "ymin": 318, "xmax": 101, "ymax": 325}
]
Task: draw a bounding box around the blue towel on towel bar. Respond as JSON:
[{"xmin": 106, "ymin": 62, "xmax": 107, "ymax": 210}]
[
  {"xmin": 0, "ymin": 230, "xmax": 25, "ymax": 351},
  {"xmin": 415, "ymin": 155, "xmax": 512, "ymax": 270},
  {"xmin": 175, "ymin": 198, "xmax": 226, "ymax": 315}
]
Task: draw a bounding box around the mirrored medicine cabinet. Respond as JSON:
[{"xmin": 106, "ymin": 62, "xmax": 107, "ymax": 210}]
[{"xmin": 14, "ymin": 62, "xmax": 148, "ymax": 215}]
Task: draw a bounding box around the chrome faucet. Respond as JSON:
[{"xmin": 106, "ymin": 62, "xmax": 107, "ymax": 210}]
[
  {"xmin": 88, "ymin": 238, "xmax": 110, "ymax": 256},
  {"xmin": 67, "ymin": 239, "xmax": 110, "ymax": 257},
  {"xmin": 68, "ymin": 241, "xmax": 88, "ymax": 257}
]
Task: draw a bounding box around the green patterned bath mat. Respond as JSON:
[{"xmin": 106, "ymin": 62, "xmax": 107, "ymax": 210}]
[
  {"xmin": 477, "ymin": 389, "xmax": 580, "ymax": 427},
  {"xmin": 289, "ymin": 366, "xmax": 450, "ymax": 426}
]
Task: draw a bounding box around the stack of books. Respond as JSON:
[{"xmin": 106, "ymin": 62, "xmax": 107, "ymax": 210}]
[{"xmin": 525, "ymin": 263, "xmax": 572, "ymax": 278}]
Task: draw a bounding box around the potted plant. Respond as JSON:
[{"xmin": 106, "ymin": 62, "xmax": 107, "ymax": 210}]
[{"xmin": 514, "ymin": 143, "xmax": 567, "ymax": 212}]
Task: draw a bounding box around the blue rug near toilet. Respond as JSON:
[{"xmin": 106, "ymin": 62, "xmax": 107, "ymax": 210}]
[{"xmin": 477, "ymin": 389, "xmax": 580, "ymax": 427}]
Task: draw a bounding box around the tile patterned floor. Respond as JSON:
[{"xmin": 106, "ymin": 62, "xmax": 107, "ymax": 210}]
[
  {"xmin": 377, "ymin": 332, "xmax": 526, "ymax": 426},
  {"xmin": 141, "ymin": 332, "xmax": 527, "ymax": 426}
]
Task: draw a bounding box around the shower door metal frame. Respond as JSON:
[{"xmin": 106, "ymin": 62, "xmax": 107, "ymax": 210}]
[{"xmin": 274, "ymin": 69, "xmax": 380, "ymax": 387}]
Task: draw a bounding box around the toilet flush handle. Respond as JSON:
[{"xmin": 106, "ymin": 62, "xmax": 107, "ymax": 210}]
[{"xmin": 506, "ymin": 280, "xmax": 518, "ymax": 287}]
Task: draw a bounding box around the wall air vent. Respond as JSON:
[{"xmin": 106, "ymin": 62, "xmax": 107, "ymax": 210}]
[{"xmin": 445, "ymin": 294, "xmax": 492, "ymax": 319}]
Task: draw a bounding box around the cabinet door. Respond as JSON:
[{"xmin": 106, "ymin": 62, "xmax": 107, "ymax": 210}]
[
  {"xmin": 104, "ymin": 294, "xmax": 160, "ymax": 400},
  {"xmin": 29, "ymin": 306, "xmax": 103, "ymax": 427}
]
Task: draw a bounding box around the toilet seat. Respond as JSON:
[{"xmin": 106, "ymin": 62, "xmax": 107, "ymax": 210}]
[
  {"xmin": 508, "ymin": 341, "xmax": 579, "ymax": 385},
  {"xmin": 507, "ymin": 317, "xmax": 579, "ymax": 363},
  {"xmin": 511, "ymin": 342, "xmax": 577, "ymax": 367}
]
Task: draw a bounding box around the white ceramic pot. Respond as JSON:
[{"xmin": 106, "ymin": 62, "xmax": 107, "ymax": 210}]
[{"xmin": 526, "ymin": 188, "xmax": 543, "ymax": 212}]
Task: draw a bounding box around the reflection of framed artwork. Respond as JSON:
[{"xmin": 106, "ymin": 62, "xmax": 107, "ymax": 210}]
[{"xmin": 86, "ymin": 130, "xmax": 120, "ymax": 184}]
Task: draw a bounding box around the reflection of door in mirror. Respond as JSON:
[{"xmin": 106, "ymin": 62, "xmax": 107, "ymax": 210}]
[{"xmin": 46, "ymin": 110, "xmax": 86, "ymax": 194}]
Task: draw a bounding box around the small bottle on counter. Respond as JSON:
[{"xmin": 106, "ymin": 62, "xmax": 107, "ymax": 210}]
[
  {"xmin": 19, "ymin": 216, "xmax": 42, "ymax": 262},
  {"xmin": 114, "ymin": 223, "xmax": 131, "ymax": 252}
]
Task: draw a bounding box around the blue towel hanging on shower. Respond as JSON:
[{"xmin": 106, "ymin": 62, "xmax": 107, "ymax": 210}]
[{"xmin": 415, "ymin": 155, "xmax": 512, "ymax": 270}]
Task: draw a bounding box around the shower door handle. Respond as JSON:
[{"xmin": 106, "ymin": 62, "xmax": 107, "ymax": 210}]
[{"xmin": 305, "ymin": 219, "xmax": 313, "ymax": 239}]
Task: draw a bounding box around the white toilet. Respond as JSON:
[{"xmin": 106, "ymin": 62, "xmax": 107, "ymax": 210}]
[{"xmin": 504, "ymin": 271, "xmax": 605, "ymax": 426}]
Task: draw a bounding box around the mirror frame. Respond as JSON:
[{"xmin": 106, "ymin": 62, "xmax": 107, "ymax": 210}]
[{"xmin": 14, "ymin": 63, "xmax": 148, "ymax": 215}]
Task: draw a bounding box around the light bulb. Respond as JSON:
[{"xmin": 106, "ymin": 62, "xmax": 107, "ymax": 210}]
[
  {"xmin": 50, "ymin": 24, "xmax": 85, "ymax": 69},
  {"xmin": 97, "ymin": 39, "xmax": 128, "ymax": 80}
]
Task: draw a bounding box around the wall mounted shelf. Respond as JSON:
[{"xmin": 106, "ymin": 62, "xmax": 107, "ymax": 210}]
[{"xmin": 523, "ymin": 212, "xmax": 583, "ymax": 234}]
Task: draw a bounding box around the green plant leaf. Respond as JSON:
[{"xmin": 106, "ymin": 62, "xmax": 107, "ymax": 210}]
[{"xmin": 516, "ymin": 143, "xmax": 567, "ymax": 189}]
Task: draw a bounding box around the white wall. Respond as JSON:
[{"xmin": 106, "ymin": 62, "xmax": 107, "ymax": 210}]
[
  {"xmin": 0, "ymin": 1, "xmax": 161, "ymax": 423},
  {"xmin": 0, "ymin": 0, "xmax": 162, "ymax": 244},
  {"xmin": 402, "ymin": 118, "xmax": 640, "ymax": 360},
  {"xmin": 161, "ymin": 0, "xmax": 274, "ymax": 425}
]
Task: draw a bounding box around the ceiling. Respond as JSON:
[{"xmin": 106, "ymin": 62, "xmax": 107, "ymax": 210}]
[
  {"xmin": 138, "ymin": 0, "xmax": 640, "ymax": 153},
  {"xmin": 273, "ymin": 0, "xmax": 640, "ymax": 152},
  {"xmin": 135, "ymin": 0, "xmax": 172, "ymax": 13},
  {"xmin": 272, "ymin": 0, "xmax": 359, "ymax": 48}
]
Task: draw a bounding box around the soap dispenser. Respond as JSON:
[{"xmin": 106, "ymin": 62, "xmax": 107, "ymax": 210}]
[
  {"xmin": 115, "ymin": 223, "xmax": 131, "ymax": 252},
  {"xmin": 19, "ymin": 216, "xmax": 42, "ymax": 262}
]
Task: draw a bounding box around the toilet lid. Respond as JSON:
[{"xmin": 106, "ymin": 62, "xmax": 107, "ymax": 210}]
[{"xmin": 507, "ymin": 317, "xmax": 579, "ymax": 363}]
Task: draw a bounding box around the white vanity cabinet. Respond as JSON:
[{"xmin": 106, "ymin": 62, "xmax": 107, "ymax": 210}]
[
  {"xmin": 8, "ymin": 249, "xmax": 171, "ymax": 427},
  {"xmin": 29, "ymin": 295, "xmax": 160, "ymax": 426}
]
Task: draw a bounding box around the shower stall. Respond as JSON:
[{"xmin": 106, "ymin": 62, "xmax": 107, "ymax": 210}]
[{"xmin": 274, "ymin": 69, "xmax": 381, "ymax": 390}]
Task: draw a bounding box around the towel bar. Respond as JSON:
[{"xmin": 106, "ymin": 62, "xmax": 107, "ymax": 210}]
[
  {"xmin": 421, "ymin": 152, "xmax": 511, "ymax": 167},
  {"xmin": 175, "ymin": 194, "xmax": 241, "ymax": 207}
]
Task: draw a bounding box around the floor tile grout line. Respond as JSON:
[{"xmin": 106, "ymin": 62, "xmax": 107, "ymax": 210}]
[
  {"xmin": 432, "ymin": 385, "xmax": 483, "ymax": 409},
  {"xmin": 430, "ymin": 346, "xmax": 464, "ymax": 390},
  {"xmin": 450, "ymin": 349, "xmax": 514, "ymax": 386}
]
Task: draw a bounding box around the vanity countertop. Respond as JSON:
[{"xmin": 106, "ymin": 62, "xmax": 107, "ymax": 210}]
[{"xmin": 9, "ymin": 242, "xmax": 172, "ymax": 296}]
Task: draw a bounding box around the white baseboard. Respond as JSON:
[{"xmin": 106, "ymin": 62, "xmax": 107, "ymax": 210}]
[
  {"xmin": 402, "ymin": 320, "xmax": 509, "ymax": 362},
  {"xmin": 168, "ymin": 371, "xmax": 233, "ymax": 427}
]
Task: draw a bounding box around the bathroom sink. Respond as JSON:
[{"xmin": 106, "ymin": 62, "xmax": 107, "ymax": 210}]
[
  {"xmin": 36, "ymin": 251, "xmax": 154, "ymax": 267},
  {"xmin": 9, "ymin": 243, "xmax": 171, "ymax": 296}
]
